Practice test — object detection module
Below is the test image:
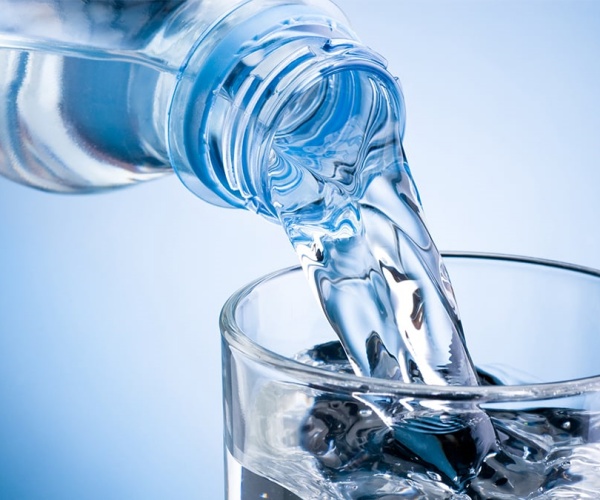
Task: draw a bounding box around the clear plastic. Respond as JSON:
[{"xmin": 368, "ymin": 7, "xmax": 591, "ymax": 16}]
[
  {"xmin": 221, "ymin": 254, "xmax": 600, "ymax": 498},
  {"xmin": 0, "ymin": 0, "xmax": 354, "ymax": 206}
]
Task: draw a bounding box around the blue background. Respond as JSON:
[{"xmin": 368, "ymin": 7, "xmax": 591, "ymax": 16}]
[{"xmin": 1, "ymin": 1, "xmax": 599, "ymax": 498}]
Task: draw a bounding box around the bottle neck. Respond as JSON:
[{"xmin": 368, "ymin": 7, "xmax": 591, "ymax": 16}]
[{"xmin": 169, "ymin": 1, "xmax": 404, "ymax": 218}]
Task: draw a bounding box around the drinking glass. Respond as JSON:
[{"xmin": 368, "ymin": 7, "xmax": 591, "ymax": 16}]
[{"xmin": 220, "ymin": 253, "xmax": 600, "ymax": 499}]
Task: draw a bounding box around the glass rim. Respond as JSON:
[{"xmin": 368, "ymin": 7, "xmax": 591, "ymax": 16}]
[{"xmin": 220, "ymin": 252, "xmax": 600, "ymax": 403}]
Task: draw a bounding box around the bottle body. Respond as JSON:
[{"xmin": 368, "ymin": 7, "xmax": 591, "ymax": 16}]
[
  {"xmin": 0, "ymin": 0, "xmax": 250, "ymax": 192},
  {"xmin": 0, "ymin": 43, "xmax": 171, "ymax": 192},
  {"xmin": 0, "ymin": 0, "xmax": 352, "ymax": 200}
]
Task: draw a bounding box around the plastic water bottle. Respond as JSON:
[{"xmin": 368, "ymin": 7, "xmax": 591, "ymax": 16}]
[{"xmin": 0, "ymin": 0, "xmax": 393, "ymax": 218}]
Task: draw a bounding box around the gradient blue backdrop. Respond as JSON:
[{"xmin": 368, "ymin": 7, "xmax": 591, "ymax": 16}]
[{"xmin": 1, "ymin": 1, "xmax": 599, "ymax": 498}]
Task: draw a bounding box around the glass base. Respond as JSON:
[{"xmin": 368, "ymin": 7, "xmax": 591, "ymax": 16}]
[{"xmin": 226, "ymin": 449, "xmax": 301, "ymax": 500}]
